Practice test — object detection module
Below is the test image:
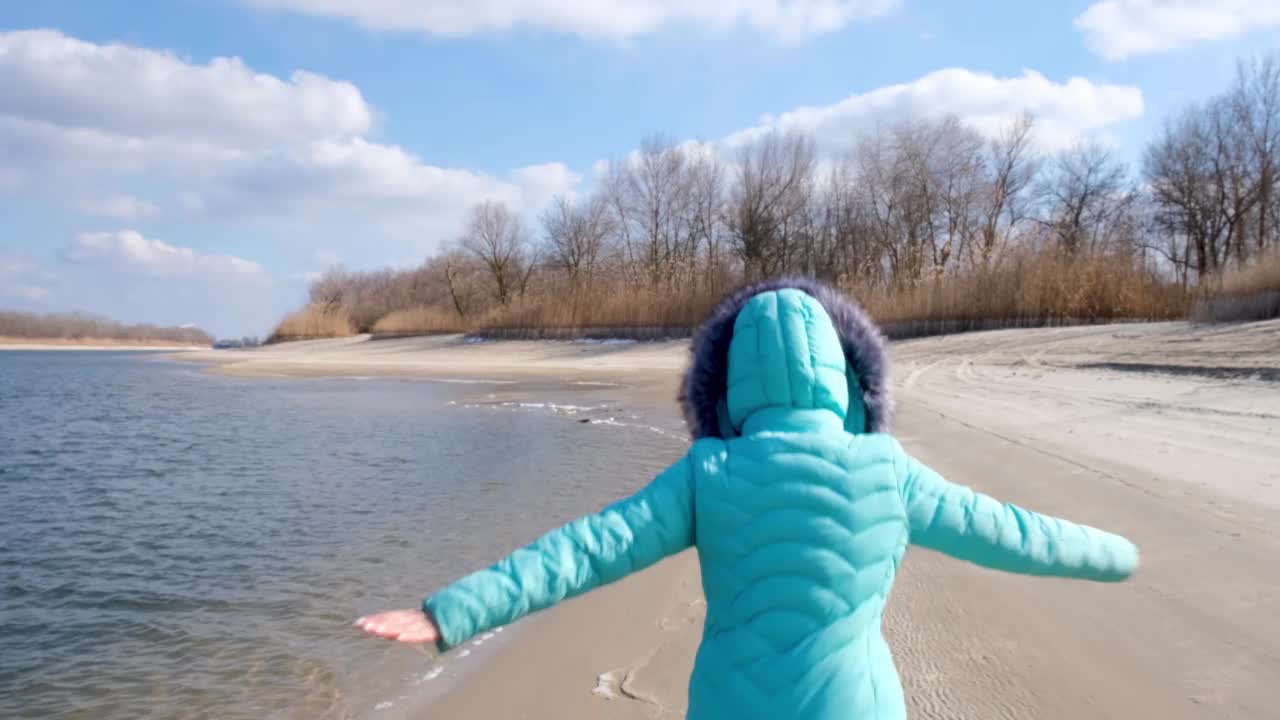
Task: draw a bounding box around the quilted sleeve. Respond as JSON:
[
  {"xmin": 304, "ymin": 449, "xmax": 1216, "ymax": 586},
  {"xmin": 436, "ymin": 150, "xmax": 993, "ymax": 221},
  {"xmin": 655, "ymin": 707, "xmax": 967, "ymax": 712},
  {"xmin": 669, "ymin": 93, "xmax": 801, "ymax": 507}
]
[
  {"xmin": 897, "ymin": 450, "xmax": 1137, "ymax": 582},
  {"xmin": 422, "ymin": 454, "xmax": 696, "ymax": 651}
]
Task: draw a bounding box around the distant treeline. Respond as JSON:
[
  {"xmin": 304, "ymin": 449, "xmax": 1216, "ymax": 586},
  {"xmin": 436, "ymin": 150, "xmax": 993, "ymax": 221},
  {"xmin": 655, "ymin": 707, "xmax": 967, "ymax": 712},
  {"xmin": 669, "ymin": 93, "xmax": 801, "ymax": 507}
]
[
  {"xmin": 0, "ymin": 310, "xmax": 213, "ymax": 345},
  {"xmin": 272, "ymin": 53, "xmax": 1280, "ymax": 343}
]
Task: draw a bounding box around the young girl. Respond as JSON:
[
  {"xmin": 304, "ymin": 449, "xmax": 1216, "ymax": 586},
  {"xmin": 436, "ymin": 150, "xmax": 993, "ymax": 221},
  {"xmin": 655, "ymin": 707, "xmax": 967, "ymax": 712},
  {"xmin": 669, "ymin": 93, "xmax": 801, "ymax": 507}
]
[{"xmin": 357, "ymin": 278, "xmax": 1138, "ymax": 720}]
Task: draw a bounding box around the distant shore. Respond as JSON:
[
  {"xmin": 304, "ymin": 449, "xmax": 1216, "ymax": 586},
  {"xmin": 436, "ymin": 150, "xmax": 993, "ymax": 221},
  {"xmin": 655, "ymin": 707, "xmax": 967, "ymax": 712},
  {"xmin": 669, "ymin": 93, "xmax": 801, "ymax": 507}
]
[{"xmin": 0, "ymin": 337, "xmax": 208, "ymax": 351}]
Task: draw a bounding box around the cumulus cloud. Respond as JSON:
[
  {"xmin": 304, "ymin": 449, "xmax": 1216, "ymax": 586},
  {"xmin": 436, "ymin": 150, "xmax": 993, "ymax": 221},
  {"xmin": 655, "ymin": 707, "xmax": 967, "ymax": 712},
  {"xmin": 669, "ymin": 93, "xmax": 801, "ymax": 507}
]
[
  {"xmin": 243, "ymin": 0, "xmax": 900, "ymax": 44},
  {"xmin": 1075, "ymin": 0, "xmax": 1280, "ymax": 61},
  {"xmin": 0, "ymin": 29, "xmax": 371, "ymax": 143},
  {"xmin": 512, "ymin": 162, "xmax": 583, "ymax": 207},
  {"xmin": 63, "ymin": 230, "xmax": 266, "ymax": 279},
  {"xmin": 0, "ymin": 29, "xmax": 572, "ymax": 235},
  {"xmin": 722, "ymin": 68, "xmax": 1144, "ymax": 154}
]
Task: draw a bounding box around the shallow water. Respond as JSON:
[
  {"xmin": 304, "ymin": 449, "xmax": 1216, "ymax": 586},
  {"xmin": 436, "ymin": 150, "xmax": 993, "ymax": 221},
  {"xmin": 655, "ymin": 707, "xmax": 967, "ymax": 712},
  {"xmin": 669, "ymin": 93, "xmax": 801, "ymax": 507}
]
[{"xmin": 0, "ymin": 352, "xmax": 685, "ymax": 719}]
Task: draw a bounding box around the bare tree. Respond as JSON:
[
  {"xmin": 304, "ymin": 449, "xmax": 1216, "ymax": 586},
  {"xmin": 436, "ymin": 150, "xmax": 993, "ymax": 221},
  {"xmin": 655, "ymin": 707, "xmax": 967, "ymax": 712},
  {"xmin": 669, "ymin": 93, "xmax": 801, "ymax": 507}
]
[
  {"xmin": 725, "ymin": 131, "xmax": 816, "ymax": 279},
  {"xmin": 460, "ymin": 200, "xmax": 529, "ymax": 305},
  {"xmin": 602, "ymin": 135, "xmax": 701, "ymax": 287},
  {"xmin": 851, "ymin": 123, "xmax": 908, "ymax": 285},
  {"xmin": 1146, "ymin": 97, "xmax": 1259, "ymax": 277},
  {"xmin": 0, "ymin": 310, "xmax": 212, "ymax": 344},
  {"xmin": 1039, "ymin": 142, "xmax": 1133, "ymax": 255},
  {"xmin": 309, "ymin": 267, "xmax": 351, "ymax": 310},
  {"xmin": 843, "ymin": 116, "xmax": 987, "ymax": 286},
  {"xmin": 911, "ymin": 115, "xmax": 985, "ymax": 276},
  {"xmin": 977, "ymin": 111, "xmax": 1039, "ymax": 265},
  {"xmin": 686, "ymin": 149, "xmax": 729, "ymax": 292},
  {"xmin": 540, "ymin": 194, "xmax": 614, "ymax": 287},
  {"xmin": 1231, "ymin": 54, "xmax": 1280, "ymax": 254}
]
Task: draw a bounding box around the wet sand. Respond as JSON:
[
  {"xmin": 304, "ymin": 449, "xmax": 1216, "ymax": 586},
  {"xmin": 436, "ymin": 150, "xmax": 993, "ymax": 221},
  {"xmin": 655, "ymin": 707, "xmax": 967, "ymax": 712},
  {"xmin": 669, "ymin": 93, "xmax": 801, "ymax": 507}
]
[{"xmin": 181, "ymin": 321, "xmax": 1280, "ymax": 719}]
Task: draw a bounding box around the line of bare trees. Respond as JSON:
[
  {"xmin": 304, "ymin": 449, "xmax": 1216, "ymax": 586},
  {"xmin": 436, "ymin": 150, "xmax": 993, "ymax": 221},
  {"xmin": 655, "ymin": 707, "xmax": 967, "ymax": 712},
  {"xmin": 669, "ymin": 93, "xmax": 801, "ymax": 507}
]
[
  {"xmin": 1146, "ymin": 55, "xmax": 1280, "ymax": 281},
  {"xmin": 297, "ymin": 54, "xmax": 1280, "ymax": 335},
  {"xmin": 0, "ymin": 310, "xmax": 213, "ymax": 344}
]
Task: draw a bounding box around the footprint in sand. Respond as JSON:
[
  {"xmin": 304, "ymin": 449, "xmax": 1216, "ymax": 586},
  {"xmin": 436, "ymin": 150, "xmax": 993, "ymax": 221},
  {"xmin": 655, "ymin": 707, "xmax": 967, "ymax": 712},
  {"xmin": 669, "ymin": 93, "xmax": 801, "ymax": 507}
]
[{"xmin": 592, "ymin": 670, "xmax": 623, "ymax": 700}]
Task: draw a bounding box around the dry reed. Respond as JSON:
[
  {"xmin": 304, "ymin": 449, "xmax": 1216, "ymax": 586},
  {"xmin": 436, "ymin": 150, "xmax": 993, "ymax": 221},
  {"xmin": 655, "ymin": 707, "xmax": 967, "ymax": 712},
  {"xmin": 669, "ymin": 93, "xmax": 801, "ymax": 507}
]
[
  {"xmin": 1193, "ymin": 252, "xmax": 1280, "ymax": 322},
  {"xmin": 859, "ymin": 251, "xmax": 1189, "ymax": 338},
  {"xmin": 370, "ymin": 306, "xmax": 468, "ymax": 337},
  {"xmin": 473, "ymin": 284, "xmax": 722, "ymax": 339},
  {"xmin": 268, "ymin": 304, "xmax": 356, "ymax": 343},
  {"xmin": 272, "ymin": 251, "xmax": 1204, "ymax": 343},
  {"xmin": 466, "ymin": 251, "xmax": 1190, "ymax": 341}
]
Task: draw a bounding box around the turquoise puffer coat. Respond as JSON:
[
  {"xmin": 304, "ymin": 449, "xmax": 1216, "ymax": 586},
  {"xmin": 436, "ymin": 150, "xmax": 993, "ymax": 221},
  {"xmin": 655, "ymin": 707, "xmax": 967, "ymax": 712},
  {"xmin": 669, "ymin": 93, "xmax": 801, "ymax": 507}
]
[{"xmin": 424, "ymin": 279, "xmax": 1138, "ymax": 720}]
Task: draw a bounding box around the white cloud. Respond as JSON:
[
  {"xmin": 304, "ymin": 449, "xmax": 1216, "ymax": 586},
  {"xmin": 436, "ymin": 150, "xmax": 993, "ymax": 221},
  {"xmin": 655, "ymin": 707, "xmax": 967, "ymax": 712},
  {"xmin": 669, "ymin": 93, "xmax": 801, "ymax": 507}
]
[
  {"xmin": 175, "ymin": 139, "xmax": 578, "ymax": 240},
  {"xmin": 0, "ymin": 29, "xmax": 371, "ymax": 143},
  {"xmin": 512, "ymin": 162, "xmax": 582, "ymax": 207},
  {"xmin": 722, "ymin": 68, "xmax": 1144, "ymax": 154},
  {"xmin": 1075, "ymin": 1, "xmax": 1280, "ymax": 61},
  {"xmin": 0, "ymin": 30, "xmax": 568, "ymax": 239},
  {"xmin": 75, "ymin": 194, "xmax": 161, "ymax": 220},
  {"xmin": 243, "ymin": 0, "xmax": 900, "ymax": 44},
  {"xmin": 0, "ymin": 251, "xmax": 55, "ymax": 304},
  {"xmin": 63, "ymin": 230, "xmax": 267, "ymax": 279}
]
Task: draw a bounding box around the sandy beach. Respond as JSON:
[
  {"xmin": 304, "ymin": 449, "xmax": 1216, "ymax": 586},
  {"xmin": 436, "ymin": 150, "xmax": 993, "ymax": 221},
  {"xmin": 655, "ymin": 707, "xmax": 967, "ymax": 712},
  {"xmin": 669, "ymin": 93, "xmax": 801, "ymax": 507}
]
[{"xmin": 181, "ymin": 321, "xmax": 1280, "ymax": 719}]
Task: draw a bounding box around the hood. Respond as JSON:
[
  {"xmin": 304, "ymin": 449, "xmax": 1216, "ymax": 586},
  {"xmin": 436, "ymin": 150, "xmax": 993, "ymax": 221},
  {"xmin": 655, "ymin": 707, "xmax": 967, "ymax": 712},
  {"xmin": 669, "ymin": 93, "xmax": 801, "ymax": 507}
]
[{"xmin": 679, "ymin": 277, "xmax": 892, "ymax": 439}]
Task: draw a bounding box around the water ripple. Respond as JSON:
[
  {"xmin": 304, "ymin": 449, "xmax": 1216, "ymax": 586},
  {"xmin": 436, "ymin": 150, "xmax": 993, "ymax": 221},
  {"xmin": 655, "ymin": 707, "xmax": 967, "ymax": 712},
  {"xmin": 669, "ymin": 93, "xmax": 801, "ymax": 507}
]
[{"xmin": 0, "ymin": 351, "xmax": 682, "ymax": 719}]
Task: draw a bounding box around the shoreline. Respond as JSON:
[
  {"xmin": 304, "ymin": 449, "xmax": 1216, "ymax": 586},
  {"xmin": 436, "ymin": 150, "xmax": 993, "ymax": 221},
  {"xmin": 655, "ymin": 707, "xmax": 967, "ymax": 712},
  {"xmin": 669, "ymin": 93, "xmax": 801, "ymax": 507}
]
[
  {"xmin": 182, "ymin": 321, "xmax": 1280, "ymax": 719},
  {"xmin": 172, "ymin": 334, "xmax": 691, "ymax": 387},
  {"xmin": 171, "ymin": 320, "xmax": 1280, "ymax": 383}
]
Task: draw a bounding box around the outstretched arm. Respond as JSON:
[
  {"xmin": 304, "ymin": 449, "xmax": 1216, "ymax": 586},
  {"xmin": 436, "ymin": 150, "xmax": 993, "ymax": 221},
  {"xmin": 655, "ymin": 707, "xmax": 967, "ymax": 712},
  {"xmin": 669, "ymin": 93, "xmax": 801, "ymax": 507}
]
[
  {"xmin": 898, "ymin": 450, "xmax": 1137, "ymax": 581},
  {"xmin": 418, "ymin": 454, "xmax": 696, "ymax": 651}
]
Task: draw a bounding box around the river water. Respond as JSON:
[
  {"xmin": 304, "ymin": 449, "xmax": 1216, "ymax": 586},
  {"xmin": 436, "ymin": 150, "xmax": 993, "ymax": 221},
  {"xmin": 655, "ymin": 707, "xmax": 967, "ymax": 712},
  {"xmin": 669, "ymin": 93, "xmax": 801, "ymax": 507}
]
[{"xmin": 0, "ymin": 351, "xmax": 686, "ymax": 719}]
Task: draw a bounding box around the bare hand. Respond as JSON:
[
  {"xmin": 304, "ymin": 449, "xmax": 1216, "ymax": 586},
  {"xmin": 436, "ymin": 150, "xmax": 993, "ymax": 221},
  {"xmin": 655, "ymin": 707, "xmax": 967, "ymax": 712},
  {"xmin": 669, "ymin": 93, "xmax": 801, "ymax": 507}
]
[{"xmin": 355, "ymin": 609, "xmax": 441, "ymax": 644}]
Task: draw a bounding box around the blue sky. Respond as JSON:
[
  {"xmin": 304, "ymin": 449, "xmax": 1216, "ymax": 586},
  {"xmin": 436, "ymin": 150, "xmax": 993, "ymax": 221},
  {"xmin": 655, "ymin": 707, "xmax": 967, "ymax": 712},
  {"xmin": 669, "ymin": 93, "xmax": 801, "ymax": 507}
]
[{"xmin": 1, "ymin": 1, "xmax": 1277, "ymax": 338}]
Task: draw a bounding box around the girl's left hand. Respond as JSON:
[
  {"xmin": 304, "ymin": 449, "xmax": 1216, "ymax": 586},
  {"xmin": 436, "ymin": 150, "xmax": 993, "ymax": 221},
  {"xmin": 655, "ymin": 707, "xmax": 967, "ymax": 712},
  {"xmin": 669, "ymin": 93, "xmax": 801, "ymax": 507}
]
[{"xmin": 355, "ymin": 609, "xmax": 440, "ymax": 644}]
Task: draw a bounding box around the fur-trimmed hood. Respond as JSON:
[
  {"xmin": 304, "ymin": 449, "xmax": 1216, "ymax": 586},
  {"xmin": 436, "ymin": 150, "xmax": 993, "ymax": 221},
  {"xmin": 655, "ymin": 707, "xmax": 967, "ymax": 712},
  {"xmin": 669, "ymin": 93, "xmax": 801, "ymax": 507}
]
[{"xmin": 678, "ymin": 277, "xmax": 892, "ymax": 439}]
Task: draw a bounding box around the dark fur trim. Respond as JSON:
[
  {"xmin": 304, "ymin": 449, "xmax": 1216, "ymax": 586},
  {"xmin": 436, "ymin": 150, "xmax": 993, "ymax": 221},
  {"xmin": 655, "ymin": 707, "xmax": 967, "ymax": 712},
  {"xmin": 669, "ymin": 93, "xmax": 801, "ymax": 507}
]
[{"xmin": 678, "ymin": 277, "xmax": 893, "ymax": 439}]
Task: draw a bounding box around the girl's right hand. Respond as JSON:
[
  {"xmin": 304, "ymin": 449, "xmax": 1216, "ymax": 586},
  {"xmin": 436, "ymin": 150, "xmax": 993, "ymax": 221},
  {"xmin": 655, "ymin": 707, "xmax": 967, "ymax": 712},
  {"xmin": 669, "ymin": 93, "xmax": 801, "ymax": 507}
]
[{"xmin": 355, "ymin": 609, "xmax": 440, "ymax": 644}]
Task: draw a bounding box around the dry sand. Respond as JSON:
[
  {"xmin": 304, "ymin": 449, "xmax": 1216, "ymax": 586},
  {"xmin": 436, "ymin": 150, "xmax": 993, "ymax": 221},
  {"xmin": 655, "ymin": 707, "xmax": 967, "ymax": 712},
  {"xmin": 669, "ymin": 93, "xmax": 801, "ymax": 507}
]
[{"xmin": 182, "ymin": 321, "xmax": 1280, "ymax": 719}]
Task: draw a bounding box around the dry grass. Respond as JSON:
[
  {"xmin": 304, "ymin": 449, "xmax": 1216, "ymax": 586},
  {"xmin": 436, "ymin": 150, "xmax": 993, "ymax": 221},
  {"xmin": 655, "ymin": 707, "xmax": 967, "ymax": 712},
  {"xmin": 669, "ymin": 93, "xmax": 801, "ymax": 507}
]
[
  {"xmin": 1193, "ymin": 252, "xmax": 1280, "ymax": 322},
  {"xmin": 1221, "ymin": 251, "xmax": 1280, "ymax": 294},
  {"xmin": 268, "ymin": 304, "xmax": 356, "ymax": 343},
  {"xmin": 473, "ymin": 284, "xmax": 723, "ymax": 339},
  {"xmin": 271, "ymin": 251, "xmax": 1208, "ymax": 342},
  {"xmin": 858, "ymin": 251, "xmax": 1189, "ymax": 339},
  {"xmin": 467, "ymin": 251, "xmax": 1190, "ymax": 341},
  {"xmin": 371, "ymin": 306, "xmax": 467, "ymax": 337}
]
